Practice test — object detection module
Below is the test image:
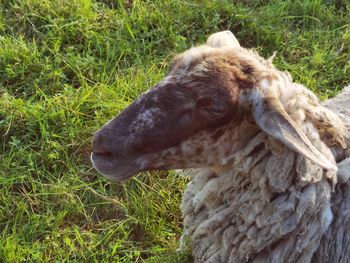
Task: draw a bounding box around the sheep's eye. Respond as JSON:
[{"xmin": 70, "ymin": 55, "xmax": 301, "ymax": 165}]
[
  {"xmin": 196, "ymin": 97, "xmax": 227, "ymax": 119},
  {"xmin": 207, "ymin": 107, "xmax": 226, "ymax": 115}
]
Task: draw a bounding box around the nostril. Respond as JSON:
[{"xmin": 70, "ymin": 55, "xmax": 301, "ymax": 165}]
[
  {"xmin": 92, "ymin": 131, "xmax": 111, "ymax": 155},
  {"xmin": 91, "ymin": 131, "xmax": 121, "ymax": 160}
]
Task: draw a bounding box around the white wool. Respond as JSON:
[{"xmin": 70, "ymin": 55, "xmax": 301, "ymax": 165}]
[
  {"xmin": 337, "ymin": 157, "xmax": 350, "ymax": 183},
  {"xmin": 181, "ymin": 45, "xmax": 215, "ymax": 68},
  {"xmin": 179, "ymin": 82, "xmax": 350, "ymax": 262}
]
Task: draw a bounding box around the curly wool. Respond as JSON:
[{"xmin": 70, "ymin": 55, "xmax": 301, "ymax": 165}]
[{"xmin": 180, "ymin": 85, "xmax": 350, "ymax": 263}]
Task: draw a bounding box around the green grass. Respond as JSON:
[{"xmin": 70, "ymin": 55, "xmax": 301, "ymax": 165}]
[{"xmin": 0, "ymin": 0, "xmax": 349, "ymax": 262}]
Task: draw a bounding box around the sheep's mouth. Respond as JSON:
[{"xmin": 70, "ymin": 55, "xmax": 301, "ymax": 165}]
[
  {"xmin": 90, "ymin": 152, "xmax": 141, "ymax": 181},
  {"xmin": 92, "ymin": 151, "xmax": 114, "ymax": 159}
]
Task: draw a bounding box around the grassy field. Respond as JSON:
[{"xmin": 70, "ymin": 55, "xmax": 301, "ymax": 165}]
[{"xmin": 1, "ymin": 0, "xmax": 350, "ymax": 262}]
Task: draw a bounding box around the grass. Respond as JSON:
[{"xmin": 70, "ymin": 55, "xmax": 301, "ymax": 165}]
[{"xmin": 0, "ymin": 0, "xmax": 349, "ymax": 262}]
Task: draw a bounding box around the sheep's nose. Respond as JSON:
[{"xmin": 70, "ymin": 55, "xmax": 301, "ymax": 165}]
[{"xmin": 92, "ymin": 131, "xmax": 112, "ymax": 155}]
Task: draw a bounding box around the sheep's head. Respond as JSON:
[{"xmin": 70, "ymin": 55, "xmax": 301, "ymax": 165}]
[{"xmin": 91, "ymin": 31, "xmax": 337, "ymax": 181}]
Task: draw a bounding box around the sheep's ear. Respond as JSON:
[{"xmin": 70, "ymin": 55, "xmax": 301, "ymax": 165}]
[
  {"xmin": 251, "ymin": 91, "xmax": 337, "ymax": 171},
  {"xmin": 206, "ymin": 30, "xmax": 241, "ymax": 49}
]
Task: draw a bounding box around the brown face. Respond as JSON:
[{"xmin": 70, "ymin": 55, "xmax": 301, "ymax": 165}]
[
  {"xmin": 91, "ymin": 30, "xmax": 338, "ymax": 181},
  {"xmin": 91, "ymin": 46, "xmax": 260, "ymax": 181}
]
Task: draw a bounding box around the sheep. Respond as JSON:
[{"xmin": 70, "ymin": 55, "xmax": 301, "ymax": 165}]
[{"xmin": 91, "ymin": 31, "xmax": 350, "ymax": 262}]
